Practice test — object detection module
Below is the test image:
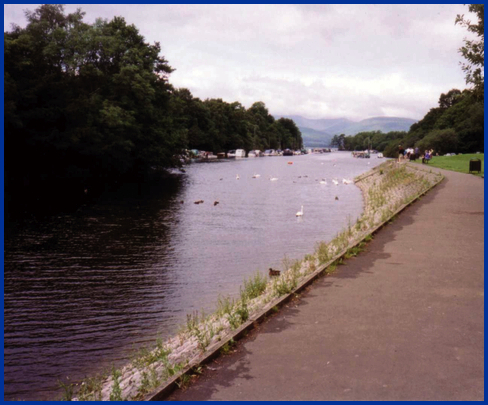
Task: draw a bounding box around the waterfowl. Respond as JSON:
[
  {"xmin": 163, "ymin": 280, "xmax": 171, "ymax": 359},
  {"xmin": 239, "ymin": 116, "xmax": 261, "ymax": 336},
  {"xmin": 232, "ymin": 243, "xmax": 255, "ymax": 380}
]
[
  {"xmin": 269, "ymin": 268, "xmax": 281, "ymax": 277},
  {"xmin": 296, "ymin": 205, "xmax": 304, "ymax": 217}
]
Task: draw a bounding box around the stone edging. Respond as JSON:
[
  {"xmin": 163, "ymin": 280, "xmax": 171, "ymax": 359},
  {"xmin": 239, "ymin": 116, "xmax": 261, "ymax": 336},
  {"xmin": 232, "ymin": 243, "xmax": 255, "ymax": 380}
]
[{"xmin": 145, "ymin": 166, "xmax": 445, "ymax": 401}]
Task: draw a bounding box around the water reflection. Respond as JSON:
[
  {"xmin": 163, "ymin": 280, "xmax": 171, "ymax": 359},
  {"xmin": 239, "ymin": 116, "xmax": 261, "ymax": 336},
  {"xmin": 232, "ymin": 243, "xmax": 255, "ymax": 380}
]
[{"xmin": 4, "ymin": 152, "xmax": 383, "ymax": 400}]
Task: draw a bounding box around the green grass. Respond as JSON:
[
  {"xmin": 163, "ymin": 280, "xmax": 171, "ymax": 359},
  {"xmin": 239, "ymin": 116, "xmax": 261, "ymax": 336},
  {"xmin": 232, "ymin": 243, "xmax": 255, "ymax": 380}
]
[
  {"xmin": 420, "ymin": 153, "xmax": 484, "ymax": 177},
  {"xmin": 240, "ymin": 272, "xmax": 267, "ymax": 301}
]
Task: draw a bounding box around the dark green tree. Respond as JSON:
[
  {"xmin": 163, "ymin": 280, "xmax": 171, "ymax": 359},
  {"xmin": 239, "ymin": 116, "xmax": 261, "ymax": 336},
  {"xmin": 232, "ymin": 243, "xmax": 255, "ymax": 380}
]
[
  {"xmin": 276, "ymin": 118, "xmax": 303, "ymax": 149},
  {"xmin": 456, "ymin": 4, "xmax": 484, "ymax": 101},
  {"xmin": 438, "ymin": 89, "xmax": 463, "ymax": 109},
  {"xmin": 416, "ymin": 129, "xmax": 459, "ymax": 155},
  {"xmin": 338, "ymin": 134, "xmax": 346, "ymax": 150},
  {"xmin": 5, "ymin": 5, "xmax": 184, "ymax": 214},
  {"xmin": 330, "ymin": 135, "xmax": 340, "ymax": 148}
]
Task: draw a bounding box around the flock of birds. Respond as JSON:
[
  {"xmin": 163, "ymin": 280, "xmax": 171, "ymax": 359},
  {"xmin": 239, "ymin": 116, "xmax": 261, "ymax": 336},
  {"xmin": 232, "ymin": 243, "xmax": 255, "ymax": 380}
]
[
  {"xmin": 190, "ymin": 199, "xmax": 220, "ymax": 206},
  {"xmin": 184, "ymin": 161, "xmax": 358, "ymax": 217},
  {"xmin": 234, "ymin": 173, "xmax": 353, "ymax": 185}
]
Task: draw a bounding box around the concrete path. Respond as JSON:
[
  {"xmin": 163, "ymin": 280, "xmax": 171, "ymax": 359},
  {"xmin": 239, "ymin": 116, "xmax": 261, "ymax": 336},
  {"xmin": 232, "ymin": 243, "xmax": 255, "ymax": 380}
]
[{"xmin": 169, "ymin": 168, "xmax": 484, "ymax": 401}]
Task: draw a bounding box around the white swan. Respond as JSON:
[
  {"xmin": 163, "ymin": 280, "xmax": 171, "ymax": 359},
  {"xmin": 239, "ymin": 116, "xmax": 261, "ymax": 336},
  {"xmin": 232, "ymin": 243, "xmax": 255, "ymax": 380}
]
[
  {"xmin": 270, "ymin": 176, "xmax": 278, "ymax": 181},
  {"xmin": 252, "ymin": 174, "xmax": 261, "ymax": 178},
  {"xmin": 319, "ymin": 179, "xmax": 327, "ymax": 184},
  {"xmin": 296, "ymin": 205, "xmax": 304, "ymax": 217},
  {"xmin": 332, "ymin": 179, "xmax": 339, "ymax": 186},
  {"xmin": 342, "ymin": 178, "xmax": 353, "ymax": 185},
  {"xmin": 236, "ymin": 174, "xmax": 240, "ymax": 180}
]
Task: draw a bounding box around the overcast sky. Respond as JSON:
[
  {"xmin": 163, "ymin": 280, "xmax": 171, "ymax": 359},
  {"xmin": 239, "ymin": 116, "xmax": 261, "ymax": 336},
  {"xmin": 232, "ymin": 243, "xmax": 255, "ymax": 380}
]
[{"xmin": 4, "ymin": 4, "xmax": 478, "ymax": 121}]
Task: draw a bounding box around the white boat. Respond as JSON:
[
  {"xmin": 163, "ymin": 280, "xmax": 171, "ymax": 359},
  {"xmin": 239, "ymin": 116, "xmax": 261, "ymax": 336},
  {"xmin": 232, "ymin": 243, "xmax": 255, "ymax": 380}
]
[
  {"xmin": 228, "ymin": 149, "xmax": 246, "ymax": 158},
  {"xmin": 377, "ymin": 153, "xmax": 384, "ymax": 158},
  {"xmin": 200, "ymin": 151, "xmax": 217, "ymax": 159},
  {"xmin": 263, "ymin": 149, "xmax": 277, "ymax": 156},
  {"xmin": 248, "ymin": 149, "xmax": 261, "ymax": 157}
]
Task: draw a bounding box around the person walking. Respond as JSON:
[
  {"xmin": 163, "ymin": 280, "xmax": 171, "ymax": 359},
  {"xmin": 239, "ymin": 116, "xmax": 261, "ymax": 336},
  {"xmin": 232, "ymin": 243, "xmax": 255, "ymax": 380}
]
[{"xmin": 398, "ymin": 145, "xmax": 405, "ymax": 162}]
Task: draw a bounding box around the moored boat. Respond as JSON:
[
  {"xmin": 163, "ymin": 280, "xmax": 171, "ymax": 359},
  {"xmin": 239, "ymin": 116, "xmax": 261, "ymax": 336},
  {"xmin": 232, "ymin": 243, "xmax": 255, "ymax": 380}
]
[{"xmin": 228, "ymin": 149, "xmax": 246, "ymax": 158}]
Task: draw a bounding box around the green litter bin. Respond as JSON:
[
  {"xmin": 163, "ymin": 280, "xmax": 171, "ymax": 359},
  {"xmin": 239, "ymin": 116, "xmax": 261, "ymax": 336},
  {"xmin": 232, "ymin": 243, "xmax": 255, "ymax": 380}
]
[{"xmin": 469, "ymin": 159, "xmax": 482, "ymax": 173}]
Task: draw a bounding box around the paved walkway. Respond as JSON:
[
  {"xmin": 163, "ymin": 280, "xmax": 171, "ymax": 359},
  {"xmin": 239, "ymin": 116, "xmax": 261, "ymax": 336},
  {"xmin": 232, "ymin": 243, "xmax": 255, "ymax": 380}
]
[{"xmin": 169, "ymin": 168, "xmax": 484, "ymax": 401}]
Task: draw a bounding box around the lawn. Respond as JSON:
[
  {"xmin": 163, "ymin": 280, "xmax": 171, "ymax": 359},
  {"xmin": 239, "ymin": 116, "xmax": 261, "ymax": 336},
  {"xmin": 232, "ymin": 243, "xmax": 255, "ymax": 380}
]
[{"xmin": 418, "ymin": 153, "xmax": 484, "ymax": 177}]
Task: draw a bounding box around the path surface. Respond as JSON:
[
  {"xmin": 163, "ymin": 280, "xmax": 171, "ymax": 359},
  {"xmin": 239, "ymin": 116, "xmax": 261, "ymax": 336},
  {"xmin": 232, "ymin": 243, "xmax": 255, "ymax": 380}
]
[{"xmin": 169, "ymin": 168, "xmax": 484, "ymax": 401}]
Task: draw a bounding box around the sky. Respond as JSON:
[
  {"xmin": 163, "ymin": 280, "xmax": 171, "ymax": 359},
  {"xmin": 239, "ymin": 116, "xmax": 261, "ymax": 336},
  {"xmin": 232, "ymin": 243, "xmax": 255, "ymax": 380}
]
[{"xmin": 4, "ymin": 4, "xmax": 478, "ymax": 121}]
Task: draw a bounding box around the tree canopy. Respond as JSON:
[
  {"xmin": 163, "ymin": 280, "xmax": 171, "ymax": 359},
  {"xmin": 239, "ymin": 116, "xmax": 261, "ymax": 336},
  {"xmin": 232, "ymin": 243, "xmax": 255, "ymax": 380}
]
[
  {"xmin": 456, "ymin": 4, "xmax": 484, "ymax": 101},
  {"xmin": 5, "ymin": 5, "xmax": 302, "ymax": 216}
]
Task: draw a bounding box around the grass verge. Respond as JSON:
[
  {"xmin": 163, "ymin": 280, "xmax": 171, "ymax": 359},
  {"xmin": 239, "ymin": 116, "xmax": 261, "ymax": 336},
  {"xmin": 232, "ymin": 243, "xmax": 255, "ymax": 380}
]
[{"xmin": 416, "ymin": 153, "xmax": 484, "ymax": 177}]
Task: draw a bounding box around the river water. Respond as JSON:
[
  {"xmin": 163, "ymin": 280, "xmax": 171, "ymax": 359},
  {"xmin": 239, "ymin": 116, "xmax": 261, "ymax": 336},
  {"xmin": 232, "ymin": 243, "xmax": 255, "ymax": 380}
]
[{"xmin": 4, "ymin": 152, "xmax": 384, "ymax": 400}]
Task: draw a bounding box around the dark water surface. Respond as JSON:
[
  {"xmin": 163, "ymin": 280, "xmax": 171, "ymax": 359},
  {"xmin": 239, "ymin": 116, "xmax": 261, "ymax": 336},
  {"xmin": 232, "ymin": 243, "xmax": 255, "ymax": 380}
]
[{"xmin": 4, "ymin": 152, "xmax": 384, "ymax": 400}]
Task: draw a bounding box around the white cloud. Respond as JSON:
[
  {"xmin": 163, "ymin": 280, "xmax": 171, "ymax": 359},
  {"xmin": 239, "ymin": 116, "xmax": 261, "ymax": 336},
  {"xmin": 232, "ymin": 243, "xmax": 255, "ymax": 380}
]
[{"xmin": 4, "ymin": 4, "xmax": 479, "ymax": 120}]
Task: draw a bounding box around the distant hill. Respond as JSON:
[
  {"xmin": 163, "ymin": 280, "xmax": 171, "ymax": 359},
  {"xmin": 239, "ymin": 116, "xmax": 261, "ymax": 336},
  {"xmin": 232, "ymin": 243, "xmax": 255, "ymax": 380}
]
[
  {"xmin": 276, "ymin": 115, "xmax": 418, "ymax": 147},
  {"xmin": 298, "ymin": 127, "xmax": 334, "ymax": 148},
  {"xmin": 282, "ymin": 115, "xmax": 354, "ymax": 132},
  {"xmin": 342, "ymin": 117, "xmax": 418, "ymax": 135}
]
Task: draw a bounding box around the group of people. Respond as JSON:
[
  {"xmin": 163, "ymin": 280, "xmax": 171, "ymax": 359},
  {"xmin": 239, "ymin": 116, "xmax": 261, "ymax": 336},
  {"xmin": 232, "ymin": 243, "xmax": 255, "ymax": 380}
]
[
  {"xmin": 398, "ymin": 145, "xmax": 435, "ymax": 163},
  {"xmin": 398, "ymin": 145, "xmax": 419, "ymax": 162},
  {"xmin": 422, "ymin": 149, "xmax": 435, "ymax": 164}
]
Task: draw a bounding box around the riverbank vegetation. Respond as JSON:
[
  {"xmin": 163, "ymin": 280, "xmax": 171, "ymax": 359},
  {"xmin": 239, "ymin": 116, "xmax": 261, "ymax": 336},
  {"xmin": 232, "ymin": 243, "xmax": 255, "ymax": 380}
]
[
  {"xmin": 337, "ymin": 4, "xmax": 484, "ymax": 158},
  {"xmin": 5, "ymin": 5, "xmax": 302, "ymax": 218},
  {"xmin": 64, "ymin": 162, "xmax": 443, "ymax": 401}
]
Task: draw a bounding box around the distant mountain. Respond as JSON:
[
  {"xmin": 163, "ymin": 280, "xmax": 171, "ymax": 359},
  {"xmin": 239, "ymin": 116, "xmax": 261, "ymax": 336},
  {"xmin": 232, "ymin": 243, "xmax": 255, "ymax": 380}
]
[
  {"xmin": 275, "ymin": 115, "xmax": 418, "ymax": 147},
  {"xmin": 281, "ymin": 115, "xmax": 354, "ymax": 132},
  {"xmin": 341, "ymin": 117, "xmax": 418, "ymax": 135},
  {"xmin": 298, "ymin": 127, "xmax": 333, "ymax": 148}
]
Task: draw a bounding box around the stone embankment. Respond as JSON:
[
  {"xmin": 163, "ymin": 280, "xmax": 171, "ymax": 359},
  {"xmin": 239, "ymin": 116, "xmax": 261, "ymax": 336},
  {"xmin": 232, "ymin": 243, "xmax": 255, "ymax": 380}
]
[{"xmin": 71, "ymin": 161, "xmax": 443, "ymax": 401}]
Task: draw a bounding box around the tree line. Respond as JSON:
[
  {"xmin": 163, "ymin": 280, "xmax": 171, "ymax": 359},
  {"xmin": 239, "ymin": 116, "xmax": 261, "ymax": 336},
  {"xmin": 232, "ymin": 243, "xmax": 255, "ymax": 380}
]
[
  {"xmin": 333, "ymin": 87, "xmax": 483, "ymax": 157},
  {"xmin": 5, "ymin": 5, "xmax": 302, "ymax": 215},
  {"xmin": 331, "ymin": 4, "xmax": 484, "ymax": 158}
]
